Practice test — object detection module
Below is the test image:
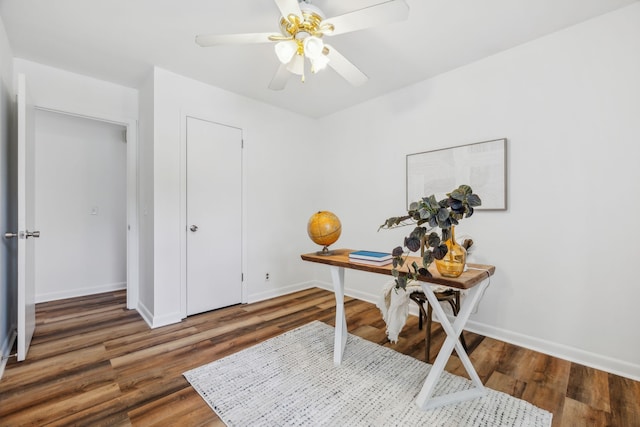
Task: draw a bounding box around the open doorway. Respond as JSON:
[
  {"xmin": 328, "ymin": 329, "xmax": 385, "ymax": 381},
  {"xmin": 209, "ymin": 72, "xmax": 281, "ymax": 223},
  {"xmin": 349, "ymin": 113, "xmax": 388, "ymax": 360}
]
[{"xmin": 34, "ymin": 109, "xmax": 128, "ymax": 302}]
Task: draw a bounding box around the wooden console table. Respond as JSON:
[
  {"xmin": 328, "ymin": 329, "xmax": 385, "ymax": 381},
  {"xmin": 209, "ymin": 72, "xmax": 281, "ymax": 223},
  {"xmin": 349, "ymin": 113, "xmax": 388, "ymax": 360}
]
[{"xmin": 301, "ymin": 248, "xmax": 495, "ymax": 411}]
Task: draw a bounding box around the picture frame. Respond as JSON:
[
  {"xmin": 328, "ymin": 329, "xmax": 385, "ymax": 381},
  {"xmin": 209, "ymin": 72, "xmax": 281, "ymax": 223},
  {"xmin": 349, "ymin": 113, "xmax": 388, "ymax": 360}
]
[{"xmin": 406, "ymin": 138, "xmax": 507, "ymax": 210}]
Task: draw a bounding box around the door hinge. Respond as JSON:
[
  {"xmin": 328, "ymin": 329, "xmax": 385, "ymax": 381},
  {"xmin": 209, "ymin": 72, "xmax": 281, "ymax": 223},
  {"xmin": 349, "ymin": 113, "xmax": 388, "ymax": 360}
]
[
  {"xmin": 241, "ymin": 273, "xmax": 244, "ymax": 282},
  {"xmin": 241, "ymin": 139, "xmax": 244, "ymax": 149}
]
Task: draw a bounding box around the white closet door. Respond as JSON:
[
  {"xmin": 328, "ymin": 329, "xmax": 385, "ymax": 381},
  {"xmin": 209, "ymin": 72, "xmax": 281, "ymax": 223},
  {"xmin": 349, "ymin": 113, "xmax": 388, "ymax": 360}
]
[{"xmin": 186, "ymin": 117, "xmax": 242, "ymax": 315}]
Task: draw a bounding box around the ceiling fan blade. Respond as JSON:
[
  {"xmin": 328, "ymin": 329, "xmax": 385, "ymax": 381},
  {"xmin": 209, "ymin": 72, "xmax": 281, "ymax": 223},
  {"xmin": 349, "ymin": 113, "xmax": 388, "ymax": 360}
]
[
  {"xmin": 268, "ymin": 63, "xmax": 291, "ymax": 90},
  {"xmin": 323, "ymin": 0, "xmax": 409, "ymax": 36},
  {"xmin": 324, "ymin": 44, "xmax": 368, "ymax": 87},
  {"xmin": 274, "ymin": 0, "xmax": 303, "ymax": 20},
  {"xmin": 195, "ymin": 32, "xmax": 275, "ymax": 47}
]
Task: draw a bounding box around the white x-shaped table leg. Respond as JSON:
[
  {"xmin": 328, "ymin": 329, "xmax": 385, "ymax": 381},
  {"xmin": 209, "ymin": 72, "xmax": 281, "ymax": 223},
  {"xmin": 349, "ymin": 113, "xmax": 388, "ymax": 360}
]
[
  {"xmin": 330, "ymin": 266, "xmax": 348, "ymax": 365},
  {"xmin": 415, "ymin": 278, "xmax": 490, "ymax": 410}
]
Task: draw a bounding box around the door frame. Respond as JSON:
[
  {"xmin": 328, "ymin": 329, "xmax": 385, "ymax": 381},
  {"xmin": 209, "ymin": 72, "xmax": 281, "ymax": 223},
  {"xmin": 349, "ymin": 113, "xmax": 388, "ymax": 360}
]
[
  {"xmin": 179, "ymin": 110, "xmax": 246, "ymax": 318},
  {"xmin": 33, "ymin": 106, "xmax": 139, "ymax": 309}
]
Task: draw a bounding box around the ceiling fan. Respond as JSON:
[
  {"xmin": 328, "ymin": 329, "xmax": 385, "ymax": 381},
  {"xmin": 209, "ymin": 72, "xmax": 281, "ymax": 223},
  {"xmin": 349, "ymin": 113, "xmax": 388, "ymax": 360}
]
[{"xmin": 195, "ymin": 0, "xmax": 409, "ymax": 90}]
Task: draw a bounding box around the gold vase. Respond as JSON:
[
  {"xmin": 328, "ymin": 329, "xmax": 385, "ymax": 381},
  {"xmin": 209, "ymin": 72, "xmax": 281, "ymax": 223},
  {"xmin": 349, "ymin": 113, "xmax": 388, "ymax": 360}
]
[{"xmin": 435, "ymin": 226, "xmax": 466, "ymax": 278}]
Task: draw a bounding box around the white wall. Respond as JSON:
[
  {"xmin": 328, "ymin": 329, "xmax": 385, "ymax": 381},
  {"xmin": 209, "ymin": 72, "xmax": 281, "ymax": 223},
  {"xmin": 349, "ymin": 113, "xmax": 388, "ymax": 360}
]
[
  {"xmin": 138, "ymin": 71, "xmax": 155, "ymax": 316},
  {"xmin": 317, "ymin": 4, "xmax": 640, "ymax": 380},
  {"xmin": 0, "ymin": 14, "xmax": 16, "ymax": 376},
  {"xmin": 34, "ymin": 109, "xmax": 127, "ymax": 302},
  {"xmin": 141, "ymin": 68, "xmax": 321, "ymax": 327},
  {"xmin": 13, "ymin": 60, "xmax": 138, "ymax": 121}
]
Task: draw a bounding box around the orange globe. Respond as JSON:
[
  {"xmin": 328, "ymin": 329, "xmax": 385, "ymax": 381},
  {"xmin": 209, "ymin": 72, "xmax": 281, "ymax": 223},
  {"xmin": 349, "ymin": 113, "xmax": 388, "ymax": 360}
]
[{"xmin": 307, "ymin": 211, "xmax": 341, "ymax": 254}]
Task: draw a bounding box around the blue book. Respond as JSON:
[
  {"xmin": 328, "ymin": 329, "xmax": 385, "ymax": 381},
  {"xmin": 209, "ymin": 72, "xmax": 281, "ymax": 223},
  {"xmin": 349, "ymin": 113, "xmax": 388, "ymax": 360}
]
[{"xmin": 348, "ymin": 250, "xmax": 392, "ymax": 262}]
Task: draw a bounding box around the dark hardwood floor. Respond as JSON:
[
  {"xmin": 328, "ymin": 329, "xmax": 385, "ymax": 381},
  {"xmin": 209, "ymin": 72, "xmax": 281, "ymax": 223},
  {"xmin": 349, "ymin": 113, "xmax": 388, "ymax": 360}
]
[{"xmin": 1, "ymin": 288, "xmax": 639, "ymax": 426}]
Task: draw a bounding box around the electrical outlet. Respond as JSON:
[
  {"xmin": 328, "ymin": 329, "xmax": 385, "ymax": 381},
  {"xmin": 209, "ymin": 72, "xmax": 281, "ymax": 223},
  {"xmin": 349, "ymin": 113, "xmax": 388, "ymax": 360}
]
[{"xmin": 265, "ymin": 273, "xmax": 270, "ymax": 281}]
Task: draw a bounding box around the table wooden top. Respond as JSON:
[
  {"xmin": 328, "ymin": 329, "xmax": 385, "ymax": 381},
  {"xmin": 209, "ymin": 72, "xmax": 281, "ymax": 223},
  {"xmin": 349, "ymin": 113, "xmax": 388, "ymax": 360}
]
[{"xmin": 301, "ymin": 248, "xmax": 495, "ymax": 290}]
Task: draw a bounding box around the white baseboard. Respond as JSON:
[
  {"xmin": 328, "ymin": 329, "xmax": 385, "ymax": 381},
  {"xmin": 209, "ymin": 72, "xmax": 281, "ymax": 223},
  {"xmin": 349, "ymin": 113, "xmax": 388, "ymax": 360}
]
[
  {"xmin": 136, "ymin": 301, "xmax": 182, "ymax": 329},
  {"xmin": 0, "ymin": 327, "xmax": 17, "ymax": 380},
  {"xmin": 315, "ymin": 281, "xmax": 640, "ymax": 381},
  {"xmin": 150, "ymin": 311, "xmax": 183, "ymax": 329},
  {"xmin": 137, "ymin": 301, "xmax": 154, "ymax": 328},
  {"xmin": 35, "ymin": 282, "xmax": 126, "ymax": 303},
  {"xmin": 247, "ymin": 281, "xmax": 316, "ymax": 304}
]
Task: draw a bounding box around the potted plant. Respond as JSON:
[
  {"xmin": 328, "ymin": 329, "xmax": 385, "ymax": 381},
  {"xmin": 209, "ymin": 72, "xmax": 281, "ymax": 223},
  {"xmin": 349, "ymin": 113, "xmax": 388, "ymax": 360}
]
[{"xmin": 379, "ymin": 185, "xmax": 481, "ymax": 288}]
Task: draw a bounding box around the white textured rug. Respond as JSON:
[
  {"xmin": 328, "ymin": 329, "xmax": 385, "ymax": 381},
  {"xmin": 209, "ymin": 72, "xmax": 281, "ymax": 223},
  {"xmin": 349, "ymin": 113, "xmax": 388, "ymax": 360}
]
[{"xmin": 184, "ymin": 321, "xmax": 552, "ymax": 427}]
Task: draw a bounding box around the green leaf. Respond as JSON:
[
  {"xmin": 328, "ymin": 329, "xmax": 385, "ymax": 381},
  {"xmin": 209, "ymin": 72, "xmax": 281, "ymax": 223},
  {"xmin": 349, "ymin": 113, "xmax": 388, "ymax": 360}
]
[
  {"xmin": 426, "ymin": 195, "xmax": 440, "ymax": 210},
  {"xmin": 419, "ymin": 268, "xmax": 432, "ymax": 278},
  {"xmin": 404, "ymin": 236, "xmax": 421, "ymax": 252},
  {"xmin": 427, "ymin": 232, "xmax": 440, "ymax": 248},
  {"xmin": 433, "ymin": 244, "xmax": 448, "ymax": 259},
  {"xmin": 467, "ymin": 194, "xmax": 482, "ymax": 207},
  {"xmin": 449, "ymin": 189, "xmax": 464, "ymax": 201},
  {"xmin": 422, "ymin": 251, "xmax": 434, "ymax": 265},
  {"xmin": 437, "ymin": 207, "xmax": 450, "ymax": 222},
  {"xmin": 409, "ymin": 227, "xmax": 424, "ymax": 239},
  {"xmin": 458, "ymin": 184, "xmax": 472, "ymax": 195}
]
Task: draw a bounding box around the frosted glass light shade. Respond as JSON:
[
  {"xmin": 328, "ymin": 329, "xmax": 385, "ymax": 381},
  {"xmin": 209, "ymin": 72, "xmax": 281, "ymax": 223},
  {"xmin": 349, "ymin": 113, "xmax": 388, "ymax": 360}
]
[
  {"xmin": 275, "ymin": 40, "xmax": 297, "ymax": 64},
  {"xmin": 303, "ymin": 36, "xmax": 324, "ymax": 60},
  {"xmin": 286, "ymin": 54, "xmax": 305, "ymax": 75},
  {"xmin": 310, "ymin": 54, "xmax": 329, "ymax": 72}
]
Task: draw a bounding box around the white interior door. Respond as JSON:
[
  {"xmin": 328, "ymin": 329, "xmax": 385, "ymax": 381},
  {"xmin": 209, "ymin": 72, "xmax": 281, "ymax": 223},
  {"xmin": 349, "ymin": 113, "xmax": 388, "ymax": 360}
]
[
  {"xmin": 186, "ymin": 117, "xmax": 242, "ymax": 316},
  {"xmin": 17, "ymin": 74, "xmax": 37, "ymax": 361}
]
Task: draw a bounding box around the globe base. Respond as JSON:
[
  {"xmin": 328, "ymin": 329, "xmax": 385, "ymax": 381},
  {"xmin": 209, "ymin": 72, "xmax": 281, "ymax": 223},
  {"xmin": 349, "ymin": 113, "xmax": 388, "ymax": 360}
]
[{"xmin": 316, "ymin": 245, "xmax": 334, "ymax": 256}]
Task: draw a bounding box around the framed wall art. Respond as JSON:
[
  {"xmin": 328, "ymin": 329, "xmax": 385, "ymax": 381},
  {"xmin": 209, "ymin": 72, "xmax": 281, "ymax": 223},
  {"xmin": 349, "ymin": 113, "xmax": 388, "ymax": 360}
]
[{"xmin": 406, "ymin": 138, "xmax": 507, "ymax": 210}]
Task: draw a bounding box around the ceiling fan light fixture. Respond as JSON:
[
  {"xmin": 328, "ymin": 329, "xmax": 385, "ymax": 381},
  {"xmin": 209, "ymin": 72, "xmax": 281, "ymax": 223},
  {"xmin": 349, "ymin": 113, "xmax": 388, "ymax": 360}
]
[
  {"xmin": 303, "ymin": 36, "xmax": 324, "ymax": 60},
  {"xmin": 196, "ymin": 0, "xmax": 411, "ymax": 89},
  {"xmin": 310, "ymin": 54, "xmax": 329, "ymax": 73},
  {"xmin": 286, "ymin": 53, "xmax": 305, "ymax": 76},
  {"xmin": 275, "ymin": 40, "xmax": 298, "ymax": 64}
]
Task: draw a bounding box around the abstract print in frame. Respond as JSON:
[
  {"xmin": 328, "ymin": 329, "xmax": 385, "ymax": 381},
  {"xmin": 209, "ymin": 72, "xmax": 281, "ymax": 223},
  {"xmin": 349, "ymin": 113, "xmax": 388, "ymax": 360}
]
[{"xmin": 406, "ymin": 138, "xmax": 507, "ymax": 210}]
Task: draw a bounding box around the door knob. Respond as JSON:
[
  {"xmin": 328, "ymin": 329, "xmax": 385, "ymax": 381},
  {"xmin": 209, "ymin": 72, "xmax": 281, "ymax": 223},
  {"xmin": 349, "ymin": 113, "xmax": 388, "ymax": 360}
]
[
  {"xmin": 4, "ymin": 232, "xmax": 17, "ymax": 239},
  {"xmin": 25, "ymin": 230, "xmax": 40, "ymax": 238},
  {"xmin": 190, "ymin": 225, "xmax": 198, "ymax": 232}
]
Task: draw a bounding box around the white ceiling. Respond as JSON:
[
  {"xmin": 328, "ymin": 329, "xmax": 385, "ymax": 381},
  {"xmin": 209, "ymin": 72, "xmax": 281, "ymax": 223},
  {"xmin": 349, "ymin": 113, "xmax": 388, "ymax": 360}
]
[{"xmin": 1, "ymin": 0, "xmax": 637, "ymax": 118}]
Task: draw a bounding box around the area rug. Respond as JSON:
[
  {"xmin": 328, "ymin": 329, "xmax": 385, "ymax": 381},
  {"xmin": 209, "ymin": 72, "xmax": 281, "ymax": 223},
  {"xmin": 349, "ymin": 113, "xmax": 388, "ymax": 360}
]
[{"xmin": 184, "ymin": 321, "xmax": 552, "ymax": 426}]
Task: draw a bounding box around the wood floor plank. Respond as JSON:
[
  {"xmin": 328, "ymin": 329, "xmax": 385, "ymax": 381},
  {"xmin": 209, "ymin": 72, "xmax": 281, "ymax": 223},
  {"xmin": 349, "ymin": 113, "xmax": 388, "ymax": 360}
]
[
  {"xmin": 466, "ymin": 336, "xmax": 509, "ymax": 383},
  {"xmin": 1, "ymin": 344, "xmax": 108, "ymax": 392},
  {"xmin": 567, "ymin": 363, "xmax": 611, "ymax": 412},
  {"xmin": 0, "ymin": 360, "xmax": 115, "ymax": 415},
  {"xmin": 1, "ymin": 288, "xmax": 638, "ymax": 426},
  {"xmin": 607, "ymin": 373, "xmax": 640, "ymax": 426},
  {"xmin": 1, "ymin": 383, "xmax": 122, "ymax": 426},
  {"xmin": 561, "ymin": 397, "xmax": 609, "ymax": 427},
  {"xmin": 128, "ymin": 386, "xmax": 219, "ymax": 426},
  {"xmin": 521, "ymin": 382, "xmax": 567, "ymax": 427}
]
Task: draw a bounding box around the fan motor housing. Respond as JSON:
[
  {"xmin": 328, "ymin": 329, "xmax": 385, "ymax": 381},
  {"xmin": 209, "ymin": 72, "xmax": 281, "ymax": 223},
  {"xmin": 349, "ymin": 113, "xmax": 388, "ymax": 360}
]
[{"xmin": 279, "ymin": 5, "xmax": 326, "ymax": 39}]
